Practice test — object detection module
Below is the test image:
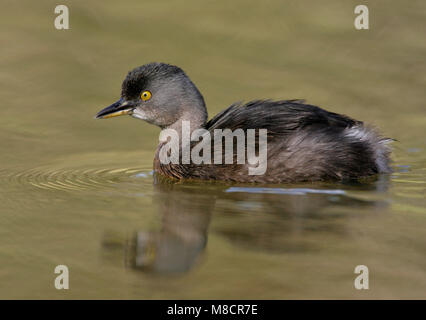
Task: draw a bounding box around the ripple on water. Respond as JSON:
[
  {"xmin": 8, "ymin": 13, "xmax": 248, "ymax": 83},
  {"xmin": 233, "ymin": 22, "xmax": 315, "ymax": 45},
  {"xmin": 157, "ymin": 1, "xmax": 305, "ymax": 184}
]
[{"xmin": 0, "ymin": 166, "xmax": 153, "ymax": 193}]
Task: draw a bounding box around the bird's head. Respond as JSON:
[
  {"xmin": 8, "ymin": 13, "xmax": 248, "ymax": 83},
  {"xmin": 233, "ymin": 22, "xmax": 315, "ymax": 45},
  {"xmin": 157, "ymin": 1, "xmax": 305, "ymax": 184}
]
[{"xmin": 95, "ymin": 63, "xmax": 207, "ymax": 129}]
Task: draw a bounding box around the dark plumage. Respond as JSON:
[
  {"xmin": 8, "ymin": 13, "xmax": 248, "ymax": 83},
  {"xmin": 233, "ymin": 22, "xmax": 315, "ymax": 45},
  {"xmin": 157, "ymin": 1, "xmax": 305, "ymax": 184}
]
[{"xmin": 96, "ymin": 62, "xmax": 392, "ymax": 183}]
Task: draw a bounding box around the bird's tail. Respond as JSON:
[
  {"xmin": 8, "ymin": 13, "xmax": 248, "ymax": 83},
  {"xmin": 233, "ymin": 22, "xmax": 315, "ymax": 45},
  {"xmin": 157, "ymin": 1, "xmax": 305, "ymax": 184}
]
[{"xmin": 343, "ymin": 125, "xmax": 393, "ymax": 173}]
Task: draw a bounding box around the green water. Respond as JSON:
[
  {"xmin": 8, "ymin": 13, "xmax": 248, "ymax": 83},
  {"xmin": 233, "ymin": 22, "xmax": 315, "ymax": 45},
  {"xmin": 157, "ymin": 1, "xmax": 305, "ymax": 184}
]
[{"xmin": 0, "ymin": 0, "xmax": 425, "ymax": 299}]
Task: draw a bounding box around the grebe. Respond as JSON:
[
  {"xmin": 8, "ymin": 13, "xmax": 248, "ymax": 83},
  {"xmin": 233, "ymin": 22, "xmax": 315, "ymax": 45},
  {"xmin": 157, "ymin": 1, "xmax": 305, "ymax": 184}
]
[{"xmin": 96, "ymin": 62, "xmax": 391, "ymax": 183}]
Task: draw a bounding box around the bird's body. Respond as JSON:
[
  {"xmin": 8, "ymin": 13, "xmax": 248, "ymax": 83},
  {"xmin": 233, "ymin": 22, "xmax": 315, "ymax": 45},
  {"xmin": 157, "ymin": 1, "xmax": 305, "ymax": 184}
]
[{"xmin": 96, "ymin": 63, "xmax": 392, "ymax": 183}]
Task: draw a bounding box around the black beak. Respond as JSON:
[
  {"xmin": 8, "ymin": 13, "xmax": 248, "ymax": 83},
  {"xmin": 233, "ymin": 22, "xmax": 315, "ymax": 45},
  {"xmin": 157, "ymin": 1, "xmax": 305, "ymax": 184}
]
[{"xmin": 95, "ymin": 99, "xmax": 135, "ymax": 119}]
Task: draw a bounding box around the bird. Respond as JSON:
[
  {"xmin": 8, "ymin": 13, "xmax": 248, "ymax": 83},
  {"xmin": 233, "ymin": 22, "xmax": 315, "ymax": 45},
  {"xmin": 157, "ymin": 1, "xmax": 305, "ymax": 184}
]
[{"xmin": 95, "ymin": 62, "xmax": 392, "ymax": 183}]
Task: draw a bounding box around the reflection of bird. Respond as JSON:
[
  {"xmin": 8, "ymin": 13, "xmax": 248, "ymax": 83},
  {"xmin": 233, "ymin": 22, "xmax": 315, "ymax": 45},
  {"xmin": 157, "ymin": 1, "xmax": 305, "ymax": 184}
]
[
  {"xmin": 125, "ymin": 183, "xmax": 213, "ymax": 274},
  {"xmin": 96, "ymin": 62, "xmax": 392, "ymax": 182}
]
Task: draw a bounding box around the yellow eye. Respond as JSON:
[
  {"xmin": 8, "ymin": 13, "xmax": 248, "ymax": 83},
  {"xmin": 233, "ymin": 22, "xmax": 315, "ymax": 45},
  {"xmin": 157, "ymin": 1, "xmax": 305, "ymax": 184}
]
[{"xmin": 141, "ymin": 90, "xmax": 152, "ymax": 101}]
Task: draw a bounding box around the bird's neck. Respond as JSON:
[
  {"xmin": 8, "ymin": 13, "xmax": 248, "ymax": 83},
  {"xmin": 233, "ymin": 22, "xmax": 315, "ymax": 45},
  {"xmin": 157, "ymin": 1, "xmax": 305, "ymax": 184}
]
[
  {"xmin": 164, "ymin": 107, "xmax": 208, "ymax": 137},
  {"xmin": 154, "ymin": 106, "xmax": 208, "ymax": 179}
]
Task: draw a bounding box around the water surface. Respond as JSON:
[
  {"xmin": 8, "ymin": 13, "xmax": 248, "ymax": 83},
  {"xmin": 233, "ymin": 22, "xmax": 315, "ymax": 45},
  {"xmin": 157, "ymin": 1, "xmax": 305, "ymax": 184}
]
[{"xmin": 0, "ymin": 0, "xmax": 425, "ymax": 299}]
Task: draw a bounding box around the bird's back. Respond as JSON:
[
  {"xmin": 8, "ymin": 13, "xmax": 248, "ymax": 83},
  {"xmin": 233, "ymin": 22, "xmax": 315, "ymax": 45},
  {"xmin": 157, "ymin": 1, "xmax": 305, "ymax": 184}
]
[{"xmin": 206, "ymin": 99, "xmax": 360, "ymax": 133}]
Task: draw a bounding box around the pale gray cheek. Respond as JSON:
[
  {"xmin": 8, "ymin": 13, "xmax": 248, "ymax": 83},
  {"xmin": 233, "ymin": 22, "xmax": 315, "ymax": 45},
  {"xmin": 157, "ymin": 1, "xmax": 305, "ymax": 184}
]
[
  {"xmin": 132, "ymin": 107, "xmax": 160, "ymax": 125},
  {"xmin": 132, "ymin": 108, "xmax": 148, "ymax": 120}
]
